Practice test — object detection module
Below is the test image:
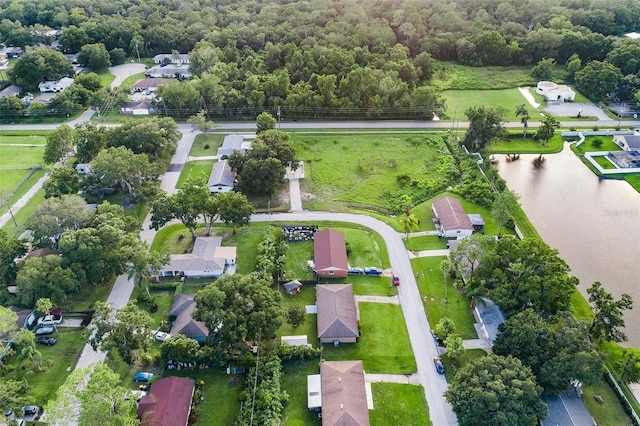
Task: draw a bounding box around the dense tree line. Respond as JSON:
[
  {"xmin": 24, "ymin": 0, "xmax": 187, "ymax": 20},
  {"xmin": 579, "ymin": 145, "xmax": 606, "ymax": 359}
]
[{"xmin": 4, "ymin": 0, "xmax": 640, "ymax": 116}]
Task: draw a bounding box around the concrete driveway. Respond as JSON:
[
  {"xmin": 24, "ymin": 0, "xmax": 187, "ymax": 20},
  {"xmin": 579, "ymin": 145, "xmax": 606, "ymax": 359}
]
[
  {"xmin": 543, "ymin": 102, "xmax": 610, "ymax": 120},
  {"xmin": 108, "ymin": 63, "xmax": 147, "ymax": 89}
]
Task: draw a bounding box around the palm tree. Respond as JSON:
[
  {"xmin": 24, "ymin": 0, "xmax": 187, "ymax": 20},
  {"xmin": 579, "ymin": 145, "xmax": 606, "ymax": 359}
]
[
  {"xmin": 439, "ymin": 259, "xmax": 453, "ymax": 303},
  {"xmin": 398, "ymin": 213, "xmax": 419, "ymax": 240}
]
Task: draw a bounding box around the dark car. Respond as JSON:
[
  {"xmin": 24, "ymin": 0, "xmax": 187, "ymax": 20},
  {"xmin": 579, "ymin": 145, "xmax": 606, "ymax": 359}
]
[
  {"xmin": 22, "ymin": 405, "xmax": 40, "ymax": 416},
  {"xmin": 364, "ymin": 267, "xmax": 382, "ymax": 276},
  {"xmin": 434, "ymin": 357, "xmax": 445, "ymax": 374},
  {"xmin": 392, "ymin": 273, "xmax": 400, "ymax": 286},
  {"xmin": 348, "ymin": 267, "xmax": 364, "ymax": 275},
  {"xmin": 36, "ymin": 337, "xmax": 56, "ymax": 346}
]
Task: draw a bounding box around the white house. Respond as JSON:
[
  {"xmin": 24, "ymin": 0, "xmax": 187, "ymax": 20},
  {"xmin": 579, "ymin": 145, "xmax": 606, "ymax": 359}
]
[
  {"xmin": 536, "ymin": 81, "xmax": 575, "ymax": 102},
  {"xmin": 614, "ymin": 134, "xmax": 640, "ymax": 151},
  {"xmin": 216, "ymin": 134, "xmax": 254, "ymax": 158},
  {"xmin": 144, "ymin": 65, "xmax": 192, "ymax": 79},
  {"xmin": 153, "ymin": 53, "xmax": 190, "ymax": 65},
  {"xmin": 161, "ymin": 237, "xmax": 236, "ymax": 278},
  {"xmin": 38, "ymin": 77, "xmax": 74, "ymax": 93},
  {"xmin": 119, "ymin": 100, "xmax": 154, "ymax": 115},
  {"xmin": 432, "ymin": 196, "xmax": 474, "ymax": 238},
  {"xmin": 207, "ymin": 160, "xmax": 235, "ymax": 194}
]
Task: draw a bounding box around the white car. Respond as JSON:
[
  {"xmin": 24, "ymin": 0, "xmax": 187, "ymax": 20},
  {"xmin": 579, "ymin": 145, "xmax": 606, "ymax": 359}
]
[{"xmin": 154, "ymin": 331, "xmax": 171, "ymax": 342}]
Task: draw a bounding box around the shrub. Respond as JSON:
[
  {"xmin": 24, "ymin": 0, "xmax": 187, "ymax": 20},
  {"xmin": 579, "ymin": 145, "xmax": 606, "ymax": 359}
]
[{"xmin": 593, "ymin": 138, "xmax": 603, "ymax": 148}]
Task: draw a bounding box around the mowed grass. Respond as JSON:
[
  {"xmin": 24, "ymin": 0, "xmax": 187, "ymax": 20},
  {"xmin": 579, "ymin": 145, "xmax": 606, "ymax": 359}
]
[
  {"xmin": 0, "ymin": 135, "xmax": 46, "ymax": 145},
  {"xmin": 572, "ymin": 136, "xmax": 623, "ymax": 153},
  {"xmin": 322, "ymin": 302, "xmax": 416, "ymax": 374},
  {"xmin": 277, "ymin": 285, "xmax": 318, "ymax": 347},
  {"xmin": 175, "ymin": 159, "xmax": 215, "ymax": 188},
  {"xmin": 486, "ymin": 133, "xmax": 565, "ymax": 154},
  {"xmin": 96, "ymin": 70, "xmax": 116, "ymax": 87},
  {"xmin": 441, "ymin": 88, "xmax": 539, "ymax": 121},
  {"xmin": 2, "ymin": 189, "xmax": 45, "ymax": 238},
  {"xmin": 6, "ymin": 329, "xmax": 87, "ymax": 406},
  {"xmin": 190, "ymin": 133, "xmax": 225, "ymax": 157},
  {"xmin": 0, "ymin": 144, "xmax": 45, "ymax": 191},
  {"xmin": 282, "ymin": 359, "xmax": 322, "ymax": 426},
  {"xmin": 594, "ymin": 155, "xmax": 617, "ymax": 169},
  {"xmin": 582, "ymin": 380, "xmax": 634, "ymax": 426},
  {"xmin": 294, "ymin": 133, "xmax": 442, "ymax": 211},
  {"xmin": 431, "ymin": 61, "xmax": 538, "ymax": 90},
  {"xmin": 412, "ymin": 256, "xmax": 478, "ymax": 339},
  {"xmin": 369, "ymin": 383, "xmax": 431, "ymax": 426},
  {"xmin": 283, "ymin": 240, "xmax": 315, "ymax": 281},
  {"xmin": 405, "ymin": 235, "xmax": 448, "ymax": 251}
]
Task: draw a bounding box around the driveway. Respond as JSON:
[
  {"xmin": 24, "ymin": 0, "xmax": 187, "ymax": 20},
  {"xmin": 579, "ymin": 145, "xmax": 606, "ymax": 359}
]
[
  {"xmin": 543, "ymin": 102, "xmax": 610, "ymax": 121},
  {"xmin": 108, "ymin": 63, "xmax": 147, "ymax": 89}
]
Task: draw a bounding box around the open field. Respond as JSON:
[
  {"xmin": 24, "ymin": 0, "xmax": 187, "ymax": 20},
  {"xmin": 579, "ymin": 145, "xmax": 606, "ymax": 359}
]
[
  {"xmin": 321, "ymin": 302, "xmax": 416, "ymax": 374},
  {"xmin": 486, "ymin": 133, "xmax": 564, "ymax": 154},
  {"xmin": 294, "ymin": 133, "xmax": 446, "ymax": 212},
  {"xmin": 441, "ymin": 88, "xmax": 539, "ymax": 121},
  {"xmin": 430, "ymin": 62, "xmax": 538, "ymax": 90},
  {"xmin": 0, "ymin": 144, "xmax": 45, "ymax": 192}
]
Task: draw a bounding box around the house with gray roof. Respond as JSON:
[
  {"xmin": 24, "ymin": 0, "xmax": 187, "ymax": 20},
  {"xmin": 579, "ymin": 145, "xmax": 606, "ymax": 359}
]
[
  {"xmin": 145, "ymin": 65, "xmax": 192, "ymax": 79},
  {"xmin": 207, "ymin": 160, "xmax": 235, "ymax": 194},
  {"xmin": 169, "ymin": 294, "xmax": 208, "ymax": 343},
  {"xmin": 161, "ymin": 236, "xmax": 236, "ymax": 278},
  {"xmin": 317, "ymin": 284, "xmax": 359, "ymax": 344},
  {"xmin": 217, "ymin": 134, "xmax": 254, "ymax": 158},
  {"xmin": 153, "ymin": 53, "xmax": 190, "ymax": 65},
  {"xmin": 614, "ymin": 134, "xmax": 640, "ymax": 151}
]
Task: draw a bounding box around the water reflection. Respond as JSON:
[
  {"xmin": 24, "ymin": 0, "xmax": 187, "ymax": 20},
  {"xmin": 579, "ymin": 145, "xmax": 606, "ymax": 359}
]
[{"xmin": 496, "ymin": 143, "xmax": 640, "ymax": 347}]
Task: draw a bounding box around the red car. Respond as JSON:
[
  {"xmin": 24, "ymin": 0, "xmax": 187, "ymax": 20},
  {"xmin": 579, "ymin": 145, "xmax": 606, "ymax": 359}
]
[{"xmin": 392, "ymin": 273, "xmax": 400, "ymax": 286}]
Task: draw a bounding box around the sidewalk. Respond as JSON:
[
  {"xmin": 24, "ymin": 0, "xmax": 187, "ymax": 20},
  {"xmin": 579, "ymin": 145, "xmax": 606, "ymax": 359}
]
[{"xmin": 354, "ymin": 295, "xmax": 400, "ymax": 305}]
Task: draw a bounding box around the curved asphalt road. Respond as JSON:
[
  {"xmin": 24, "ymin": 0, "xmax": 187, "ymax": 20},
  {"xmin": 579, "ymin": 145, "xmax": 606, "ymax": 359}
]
[{"xmin": 252, "ymin": 212, "xmax": 457, "ymax": 425}]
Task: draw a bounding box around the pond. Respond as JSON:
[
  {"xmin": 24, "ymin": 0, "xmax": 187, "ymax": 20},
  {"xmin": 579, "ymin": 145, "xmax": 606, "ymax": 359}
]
[{"xmin": 496, "ymin": 143, "xmax": 640, "ymax": 347}]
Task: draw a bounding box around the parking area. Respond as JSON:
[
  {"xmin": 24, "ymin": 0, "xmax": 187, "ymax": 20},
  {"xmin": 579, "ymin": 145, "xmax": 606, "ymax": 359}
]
[{"xmin": 543, "ymin": 102, "xmax": 610, "ymax": 120}]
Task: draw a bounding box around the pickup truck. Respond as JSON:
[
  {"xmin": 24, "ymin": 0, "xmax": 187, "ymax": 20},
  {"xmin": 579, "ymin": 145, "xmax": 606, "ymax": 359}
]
[{"xmin": 363, "ymin": 267, "xmax": 382, "ymax": 276}]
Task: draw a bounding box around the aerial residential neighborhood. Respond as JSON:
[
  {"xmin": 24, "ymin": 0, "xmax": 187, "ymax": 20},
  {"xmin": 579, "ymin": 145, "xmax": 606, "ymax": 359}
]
[{"xmin": 3, "ymin": 0, "xmax": 640, "ymax": 425}]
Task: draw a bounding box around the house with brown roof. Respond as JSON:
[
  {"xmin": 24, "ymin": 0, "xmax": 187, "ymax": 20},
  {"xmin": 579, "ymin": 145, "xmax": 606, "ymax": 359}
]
[
  {"xmin": 318, "ymin": 360, "xmax": 370, "ymax": 426},
  {"xmin": 131, "ymin": 78, "xmax": 173, "ymax": 93},
  {"xmin": 137, "ymin": 376, "xmax": 195, "ymax": 426},
  {"xmin": 169, "ymin": 293, "xmax": 209, "ymax": 343},
  {"xmin": 432, "ymin": 196, "xmax": 474, "ymax": 238},
  {"xmin": 317, "ymin": 284, "xmax": 359, "ymax": 344},
  {"xmin": 313, "ymin": 229, "xmax": 348, "ymax": 279}
]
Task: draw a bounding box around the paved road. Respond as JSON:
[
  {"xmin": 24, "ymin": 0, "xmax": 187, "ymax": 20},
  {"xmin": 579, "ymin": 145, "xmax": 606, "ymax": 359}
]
[
  {"xmin": 108, "ymin": 63, "xmax": 146, "ymax": 89},
  {"xmin": 253, "ymin": 212, "xmax": 458, "ymax": 426}
]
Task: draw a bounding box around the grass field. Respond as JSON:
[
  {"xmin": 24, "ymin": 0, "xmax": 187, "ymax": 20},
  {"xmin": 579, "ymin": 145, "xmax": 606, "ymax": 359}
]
[
  {"xmin": 322, "ymin": 302, "xmax": 416, "ymax": 374},
  {"xmin": 119, "ymin": 72, "xmax": 146, "ymax": 90},
  {"xmin": 176, "ymin": 159, "xmax": 215, "ymax": 188},
  {"xmin": 369, "ymin": 383, "xmax": 431, "ymax": 426},
  {"xmin": 486, "ymin": 133, "xmax": 565, "ymax": 154},
  {"xmin": 191, "ymin": 133, "xmax": 225, "ymax": 157},
  {"xmin": 430, "ymin": 62, "xmax": 538, "ymax": 90},
  {"xmin": 282, "ymin": 359, "xmax": 322, "ymax": 426},
  {"xmin": 2, "ymin": 189, "xmax": 45, "ymax": 238},
  {"xmin": 294, "ymin": 133, "xmax": 445, "ymax": 211},
  {"xmin": 583, "ymin": 379, "xmax": 634, "ymax": 426},
  {"xmin": 405, "ymin": 235, "xmax": 448, "ymax": 251},
  {"xmin": 441, "ymin": 88, "xmax": 539, "ymax": 121},
  {"xmin": 0, "ymin": 143, "xmax": 45, "ymax": 192},
  {"xmin": 96, "ymin": 70, "xmax": 116, "ymax": 87},
  {"xmin": 412, "ymin": 256, "xmax": 478, "ymax": 339},
  {"xmin": 277, "ymin": 284, "xmax": 318, "ymax": 347},
  {"xmin": 594, "ymin": 155, "xmax": 617, "ymax": 169}
]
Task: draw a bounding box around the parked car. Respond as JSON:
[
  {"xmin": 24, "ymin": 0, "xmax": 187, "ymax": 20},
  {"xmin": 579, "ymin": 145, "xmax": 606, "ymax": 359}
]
[
  {"xmin": 433, "ymin": 357, "xmax": 445, "ymax": 374},
  {"xmin": 134, "ymin": 372, "xmax": 154, "ymax": 383},
  {"xmin": 36, "ymin": 337, "xmax": 56, "ymax": 346},
  {"xmin": 21, "ymin": 406, "xmax": 40, "ymax": 416},
  {"xmin": 392, "ymin": 273, "xmax": 400, "ymax": 286},
  {"xmin": 348, "ymin": 267, "xmax": 364, "ymax": 275},
  {"xmin": 154, "ymin": 331, "xmax": 171, "ymax": 342},
  {"xmin": 124, "ymin": 390, "xmax": 147, "ymax": 402},
  {"xmin": 37, "ymin": 313, "xmax": 63, "ymax": 326},
  {"xmin": 33, "ymin": 326, "xmax": 54, "ymax": 335},
  {"xmin": 363, "ymin": 267, "xmax": 382, "ymax": 276}
]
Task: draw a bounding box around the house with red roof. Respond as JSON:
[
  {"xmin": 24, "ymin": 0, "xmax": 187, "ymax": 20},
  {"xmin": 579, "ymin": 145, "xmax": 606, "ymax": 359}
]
[
  {"xmin": 137, "ymin": 376, "xmax": 195, "ymax": 426},
  {"xmin": 431, "ymin": 196, "xmax": 474, "ymax": 238},
  {"xmin": 313, "ymin": 229, "xmax": 348, "ymax": 279}
]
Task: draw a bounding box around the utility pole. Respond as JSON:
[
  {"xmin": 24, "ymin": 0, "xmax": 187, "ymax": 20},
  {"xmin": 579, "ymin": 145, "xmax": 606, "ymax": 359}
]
[
  {"xmin": 135, "ymin": 44, "xmax": 141, "ymax": 63},
  {"xmin": 277, "ymin": 106, "xmax": 281, "ymax": 129}
]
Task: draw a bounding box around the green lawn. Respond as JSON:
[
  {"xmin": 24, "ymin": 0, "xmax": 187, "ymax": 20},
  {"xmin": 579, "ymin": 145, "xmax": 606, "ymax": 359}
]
[
  {"xmin": 282, "ymin": 359, "xmax": 322, "ymax": 426},
  {"xmin": 430, "ymin": 61, "xmax": 538, "ymax": 90},
  {"xmin": 191, "ymin": 133, "xmax": 225, "ymax": 157},
  {"xmin": 283, "ymin": 240, "xmax": 315, "ymax": 281},
  {"xmin": 169, "ymin": 368, "xmax": 243, "ymax": 426},
  {"xmin": 594, "ymin": 155, "xmax": 617, "ymax": 169},
  {"xmin": 0, "ymin": 168, "xmax": 45, "ymax": 217},
  {"xmin": 322, "ymin": 302, "xmax": 416, "ymax": 374},
  {"xmin": 176, "ymin": 160, "xmax": 215, "ymax": 188},
  {"xmin": 405, "ymin": 235, "xmax": 448, "ymax": 251},
  {"xmin": 369, "ymin": 383, "xmax": 431, "ymax": 426},
  {"xmin": 343, "ymin": 275, "xmax": 398, "ymax": 297},
  {"xmin": 572, "ymin": 136, "xmax": 622, "ymax": 153},
  {"xmin": 293, "ymin": 133, "xmax": 444, "ymax": 211},
  {"xmin": 96, "ymin": 70, "xmax": 116, "ymax": 87},
  {"xmin": 119, "ymin": 72, "xmax": 146, "ymax": 90},
  {"xmin": 0, "ymin": 135, "xmax": 46, "ymax": 145},
  {"xmin": 0, "ymin": 144, "xmax": 45, "ymax": 191},
  {"xmin": 441, "ymin": 88, "xmax": 539, "ymax": 121},
  {"xmin": 412, "ymin": 256, "xmax": 478, "ymax": 339},
  {"xmin": 4, "ymin": 329, "xmax": 87, "ymax": 406},
  {"xmin": 583, "ymin": 379, "xmax": 633, "ymax": 426},
  {"xmin": 485, "ymin": 133, "xmax": 564, "ymax": 154},
  {"xmin": 2, "ymin": 189, "xmax": 45, "ymax": 238},
  {"xmin": 277, "ymin": 285, "xmax": 318, "ymax": 348}
]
